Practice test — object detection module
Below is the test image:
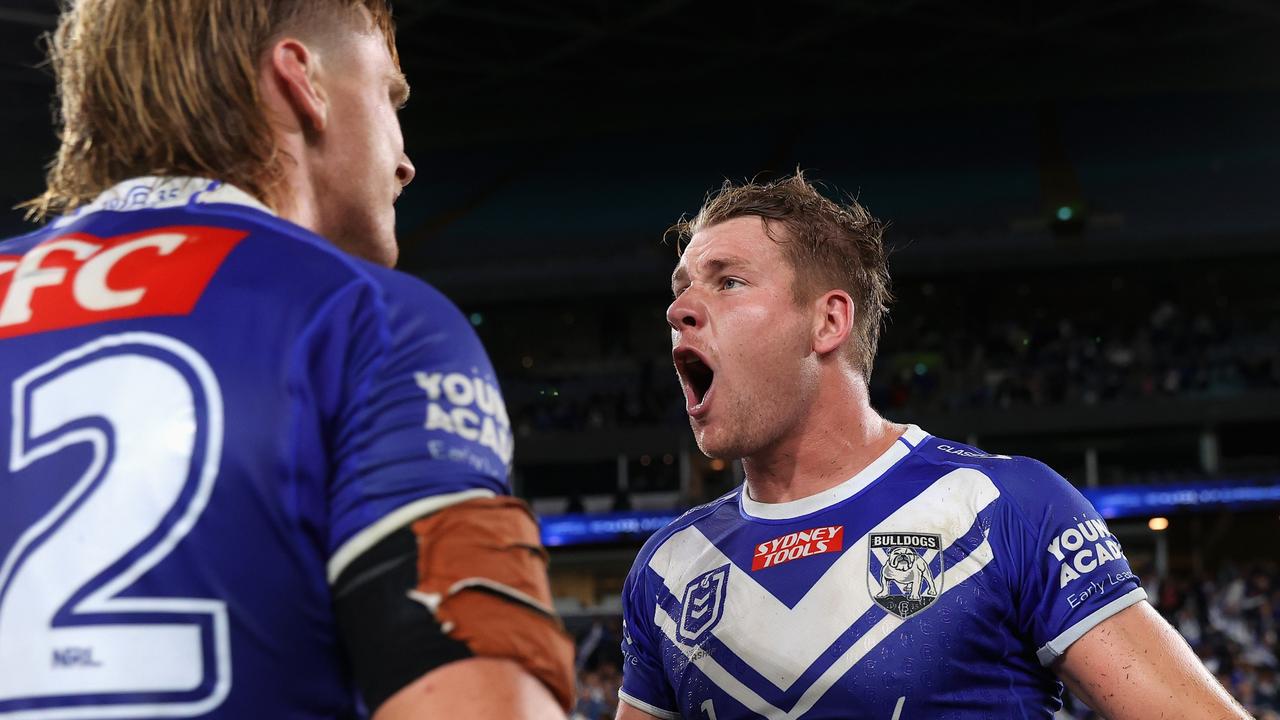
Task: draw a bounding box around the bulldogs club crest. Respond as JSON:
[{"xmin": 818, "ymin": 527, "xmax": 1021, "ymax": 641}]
[
  {"xmin": 678, "ymin": 564, "xmax": 730, "ymax": 644},
  {"xmin": 868, "ymin": 533, "xmax": 943, "ymax": 619}
]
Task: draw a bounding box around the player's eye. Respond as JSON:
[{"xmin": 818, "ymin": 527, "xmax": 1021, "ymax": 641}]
[{"xmin": 720, "ymin": 277, "xmax": 743, "ymax": 290}]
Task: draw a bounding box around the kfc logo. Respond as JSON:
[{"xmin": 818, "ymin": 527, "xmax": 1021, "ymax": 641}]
[{"xmin": 0, "ymin": 226, "xmax": 245, "ymax": 338}]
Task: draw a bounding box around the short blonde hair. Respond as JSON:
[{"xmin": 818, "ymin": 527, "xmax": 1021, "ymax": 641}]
[
  {"xmin": 24, "ymin": 0, "xmax": 398, "ymax": 221},
  {"xmin": 670, "ymin": 172, "xmax": 893, "ymax": 380}
]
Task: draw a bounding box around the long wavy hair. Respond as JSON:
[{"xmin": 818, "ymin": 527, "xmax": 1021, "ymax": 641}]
[{"xmin": 23, "ymin": 0, "xmax": 398, "ymax": 221}]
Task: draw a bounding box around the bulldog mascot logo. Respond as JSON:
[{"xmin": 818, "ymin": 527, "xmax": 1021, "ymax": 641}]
[{"xmin": 868, "ymin": 533, "xmax": 943, "ymax": 618}]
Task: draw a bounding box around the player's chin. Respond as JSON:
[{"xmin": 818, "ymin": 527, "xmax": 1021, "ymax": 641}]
[
  {"xmin": 377, "ymin": 237, "xmax": 399, "ymax": 268},
  {"xmin": 331, "ymin": 216, "xmax": 398, "ymax": 267},
  {"xmin": 366, "ymin": 223, "xmax": 399, "ymax": 268},
  {"xmin": 356, "ymin": 238, "xmax": 398, "ymax": 268},
  {"xmin": 691, "ymin": 426, "xmax": 716, "ymax": 457},
  {"xmin": 378, "ymin": 213, "xmax": 400, "ymax": 266},
  {"xmin": 692, "ymin": 427, "xmax": 743, "ymax": 462}
]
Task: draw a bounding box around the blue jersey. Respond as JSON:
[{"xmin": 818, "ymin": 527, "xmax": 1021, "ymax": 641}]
[
  {"xmin": 0, "ymin": 178, "xmax": 513, "ymax": 718},
  {"xmin": 619, "ymin": 426, "xmax": 1145, "ymax": 720}
]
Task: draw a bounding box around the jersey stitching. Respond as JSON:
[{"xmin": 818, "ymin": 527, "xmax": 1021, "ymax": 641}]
[
  {"xmin": 979, "ymin": 461, "xmax": 1064, "ymax": 669},
  {"xmin": 284, "ymin": 276, "xmax": 388, "ymax": 556},
  {"xmin": 979, "ymin": 465, "xmax": 1041, "ymax": 551}
]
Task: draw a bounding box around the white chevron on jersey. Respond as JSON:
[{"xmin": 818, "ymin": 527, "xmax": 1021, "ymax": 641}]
[
  {"xmin": 788, "ymin": 540, "xmax": 994, "ymax": 719},
  {"xmin": 654, "ymin": 539, "xmax": 995, "ymax": 719},
  {"xmin": 647, "ymin": 468, "xmax": 1000, "ymax": 716}
]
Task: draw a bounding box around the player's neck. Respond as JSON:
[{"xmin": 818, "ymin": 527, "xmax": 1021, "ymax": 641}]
[
  {"xmin": 742, "ymin": 379, "xmax": 904, "ymax": 505},
  {"xmin": 274, "ymin": 167, "xmax": 322, "ymax": 236}
]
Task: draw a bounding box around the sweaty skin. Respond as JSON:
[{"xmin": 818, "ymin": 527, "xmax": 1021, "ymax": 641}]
[{"xmin": 1056, "ymin": 602, "xmax": 1249, "ymax": 720}]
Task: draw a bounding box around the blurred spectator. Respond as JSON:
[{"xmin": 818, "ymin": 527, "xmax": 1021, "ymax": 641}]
[
  {"xmin": 873, "ymin": 296, "xmax": 1279, "ymax": 415},
  {"xmin": 501, "ymin": 280, "xmax": 1279, "ymax": 432},
  {"xmin": 571, "ymin": 618, "xmax": 624, "ymax": 719}
]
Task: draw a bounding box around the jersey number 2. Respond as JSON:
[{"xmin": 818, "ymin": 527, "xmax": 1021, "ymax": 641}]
[{"xmin": 0, "ymin": 333, "xmax": 229, "ymax": 718}]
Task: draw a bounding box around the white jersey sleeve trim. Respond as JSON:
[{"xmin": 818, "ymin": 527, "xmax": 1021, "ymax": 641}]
[
  {"xmin": 326, "ymin": 488, "xmax": 496, "ymax": 583},
  {"xmin": 899, "ymin": 423, "xmax": 929, "ymax": 447},
  {"xmin": 618, "ymin": 690, "xmax": 681, "ymax": 720},
  {"xmin": 1036, "ymin": 587, "xmax": 1148, "ymax": 665}
]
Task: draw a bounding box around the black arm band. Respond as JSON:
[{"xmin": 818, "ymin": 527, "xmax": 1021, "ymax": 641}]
[{"xmin": 332, "ymin": 525, "xmax": 473, "ymax": 713}]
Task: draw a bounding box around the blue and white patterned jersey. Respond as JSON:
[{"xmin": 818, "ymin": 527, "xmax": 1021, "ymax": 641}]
[
  {"xmin": 619, "ymin": 426, "xmax": 1145, "ymax": 719},
  {"xmin": 0, "ymin": 178, "xmax": 512, "ymax": 718}
]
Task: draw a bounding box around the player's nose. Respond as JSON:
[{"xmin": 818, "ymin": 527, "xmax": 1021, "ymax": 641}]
[
  {"xmin": 396, "ymin": 153, "xmax": 416, "ymax": 188},
  {"xmin": 666, "ymin": 292, "xmax": 703, "ymax": 332}
]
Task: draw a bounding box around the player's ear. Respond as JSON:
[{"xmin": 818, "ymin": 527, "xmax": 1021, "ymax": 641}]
[
  {"xmin": 812, "ymin": 289, "xmax": 853, "ymax": 356},
  {"xmin": 263, "ymin": 37, "xmax": 329, "ymax": 134}
]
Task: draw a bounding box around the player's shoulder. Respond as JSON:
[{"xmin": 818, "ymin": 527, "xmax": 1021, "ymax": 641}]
[
  {"xmin": 180, "ymin": 200, "xmax": 469, "ymax": 328},
  {"xmin": 0, "ymin": 224, "xmax": 51, "ymax": 254},
  {"xmin": 913, "ymin": 432, "xmax": 1055, "ymax": 480},
  {"xmin": 627, "ymin": 488, "xmax": 741, "ymax": 580},
  {"xmin": 358, "ymin": 257, "xmax": 467, "ymax": 324},
  {"xmin": 911, "ymin": 431, "xmax": 1073, "ymax": 506}
]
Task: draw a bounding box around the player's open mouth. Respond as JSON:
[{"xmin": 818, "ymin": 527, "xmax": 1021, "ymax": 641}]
[{"xmin": 673, "ymin": 346, "xmax": 715, "ymax": 417}]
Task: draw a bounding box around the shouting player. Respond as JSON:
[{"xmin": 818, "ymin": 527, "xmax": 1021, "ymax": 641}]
[
  {"xmin": 0, "ymin": 1, "xmax": 571, "ymax": 718},
  {"xmin": 616, "ymin": 173, "xmax": 1247, "ymax": 719}
]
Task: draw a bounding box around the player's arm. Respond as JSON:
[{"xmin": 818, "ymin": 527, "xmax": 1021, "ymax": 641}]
[
  {"xmin": 333, "ymin": 496, "xmax": 574, "ymax": 719},
  {"xmin": 319, "ymin": 273, "xmax": 574, "ymax": 716},
  {"xmin": 1055, "ymin": 600, "xmax": 1248, "ymax": 720},
  {"xmin": 991, "ymin": 458, "xmax": 1244, "ymax": 719},
  {"xmin": 377, "ymin": 657, "xmax": 563, "ymax": 720}
]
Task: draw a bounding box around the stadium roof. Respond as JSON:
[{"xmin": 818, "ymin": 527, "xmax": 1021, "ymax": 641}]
[{"xmin": 1, "ymin": 0, "xmax": 1277, "ymax": 298}]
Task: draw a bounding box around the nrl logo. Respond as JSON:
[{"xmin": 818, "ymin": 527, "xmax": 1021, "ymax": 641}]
[
  {"xmin": 868, "ymin": 533, "xmax": 943, "ymax": 619},
  {"xmin": 678, "ymin": 564, "xmax": 730, "ymax": 644}
]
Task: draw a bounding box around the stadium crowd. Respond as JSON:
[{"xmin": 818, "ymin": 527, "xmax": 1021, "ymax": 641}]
[
  {"xmin": 874, "ymin": 298, "xmax": 1280, "ymax": 413},
  {"xmin": 505, "ymin": 294, "xmax": 1280, "ymax": 434},
  {"xmin": 567, "ymin": 617, "xmax": 625, "ymax": 720}
]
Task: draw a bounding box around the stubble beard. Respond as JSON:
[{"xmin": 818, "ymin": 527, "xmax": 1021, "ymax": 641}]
[
  {"xmin": 692, "ymin": 381, "xmax": 794, "ymax": 462},
  {"xmin": 335, "ymin": 216, "xmax": 398, "ymax": 267},
  {"xmin": 694, "ymin": 325, "xmax": 815, "ymax": 463},
  {"xmin": 318, "ymin": 174, "xmax": 398, "ymax": 267}
]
